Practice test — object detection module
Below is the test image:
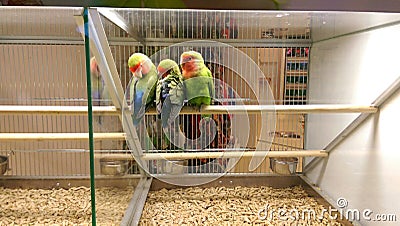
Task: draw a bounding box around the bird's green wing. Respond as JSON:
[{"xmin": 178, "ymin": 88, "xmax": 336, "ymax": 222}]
[
  {"xmin": 136, "ymin": 65, "xmax": 158, "ymax": 108},
  {"xmin": 205, "ymin": 67, "xmax": 215, "ymax": 104}
]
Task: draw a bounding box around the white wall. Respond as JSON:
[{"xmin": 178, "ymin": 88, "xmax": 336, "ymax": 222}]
[
  {"xmin": 307, "ymin": 23, "xmax": 400, "ymax": 148},
  {"xmin": 305, "ymin": 23, "xmax": 400, "ymax": 224}
]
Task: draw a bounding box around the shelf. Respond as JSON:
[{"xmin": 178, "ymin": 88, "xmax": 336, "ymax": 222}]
[
  {"xmin": 286, "ymin": 57, "xmax": 308, "ymax": 61},
  {"xmin": 285, "ymin": 83, "xmax": 307, "ymax": 89},
  {"xmin": 286, "ymin": 71, "xmax": 308, "ymax": 75},
  {"xmin": 285, "ymin": 51, "xmax": 308, "ymax": 106}
]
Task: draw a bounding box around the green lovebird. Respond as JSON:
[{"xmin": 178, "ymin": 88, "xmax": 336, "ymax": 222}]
[
  {"xmin": 180, "ymin": 51, "xmax": 216, "ymax": 150},
  {"xmin": 180, "ymin": 50, "xmax": 215, "ymax": 117},
  {"xmin": 90, "ymin": 56, "xmax": 110, "ymax": 106},
  {"xmin": 128, "ymin": 53, "xmax": 158, "ymax": 126},
  {"xmin": 156, "ymin": 59, "xmax": 186, "ymax": 149}
]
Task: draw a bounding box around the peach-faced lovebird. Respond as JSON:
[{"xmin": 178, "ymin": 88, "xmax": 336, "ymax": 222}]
[
  {"xmin": 128, "ymin": 53, "xmax": 158, "ymax": 126},
  {"xmin": 180, "ymin": 51, "xmax": 216, "ymax": 150},
  {"xmin": 156, "ymin": 59, "xmax": 186, "ymax": 149},
  {"xmin": 90, "ymin": 56, "xmax": 110, "ymax": 106},
  {"xmin": 180, "ymin": 50, "xmax": 214, "ymax": 117},
  {"xmin": 156, "ymin": 59, "xmax": 184, "ymax": 128}
]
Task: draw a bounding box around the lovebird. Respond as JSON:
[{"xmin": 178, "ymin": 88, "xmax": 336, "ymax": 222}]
[
  {"xmin": 90, "ymin": 56, "xmax": 110, "ymax": 106},
  {"xmin": 156, "ymin": 59, "xmax": 186, "ymax": 149},
  {"xmin": 180, "ymin": 51, "xmax": 215, "ymax": 113},
  {"xmin": 156, "ymin": 59, "xmax": 185, "ymax": 128},
  {"xmin": 128, "ymin": 53, "xmax": 158, "ymax": 126},
  {"xmin": 180, "ymin": 51, "xmax": 216, "ymax": 150}
]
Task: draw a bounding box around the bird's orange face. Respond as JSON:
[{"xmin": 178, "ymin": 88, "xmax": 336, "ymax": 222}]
[
  {"xmin": 129, "ymin": 63, "xmax": 142, "ymax": 78},
  {"xmin": 129, "ymin": 60, "xmax": 150, "ymax": 79},
  {"xmin": 157, "ymin": 66, "xmax": 169, "ymax": 79},
  {"xmin": 180, "ymin": 54, "xmax": 197, "ymax": 79}
]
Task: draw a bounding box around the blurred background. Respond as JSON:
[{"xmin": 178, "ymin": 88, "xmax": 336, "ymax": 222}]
[{"xmin": 1, "ymin": 0, "xmax": 400, "ymax": 12}]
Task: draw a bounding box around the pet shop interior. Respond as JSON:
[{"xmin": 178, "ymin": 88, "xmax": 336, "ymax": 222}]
[{"xmin": 0, "ymin": 5, "xmax": 400, "ymax": 225}]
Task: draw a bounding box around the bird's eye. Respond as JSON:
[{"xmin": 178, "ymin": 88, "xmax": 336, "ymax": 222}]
[{"xmin": 187, "ymin": 57, "xmax": 192, "ymax": 61}]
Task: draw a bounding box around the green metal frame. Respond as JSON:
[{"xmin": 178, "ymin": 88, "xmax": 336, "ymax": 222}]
[{"xmin": 83, "ymin": 7, "xmax": 97, "ymax": 226}]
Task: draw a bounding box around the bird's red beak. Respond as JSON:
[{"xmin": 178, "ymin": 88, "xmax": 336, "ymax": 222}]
[
  {"xmin": 129, "ymin": 64, "xmax": 140, "ymax": 74},
  {"xmin": 129, "ymin": 64, "xmax": 142, "ymax": 78}
]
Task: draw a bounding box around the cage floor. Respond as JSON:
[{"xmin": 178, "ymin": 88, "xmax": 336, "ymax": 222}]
[
  {"xmin": 0, "ymin": 178, "xmax": 137, "ymax": 225},
  {"xmin": 138, "ymin": 176, "xmax": 353, "ymax": 225}
]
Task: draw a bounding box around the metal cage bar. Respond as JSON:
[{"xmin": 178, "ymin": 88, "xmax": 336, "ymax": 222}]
[{"xmin": 0, "ymin": 7, "xmax": 380, "ymax": 178}]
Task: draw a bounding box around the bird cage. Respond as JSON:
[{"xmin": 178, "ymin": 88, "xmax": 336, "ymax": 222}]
[{"xmin": 1, "ymin": 6, "xmax": 400, "ymax": 225}]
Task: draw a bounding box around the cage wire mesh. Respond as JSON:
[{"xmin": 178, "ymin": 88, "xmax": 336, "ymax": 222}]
[
  {"xmin": 0, "ymin": 7, "xmax": 311, "ymax": 177},
  {"xmin": 112, "ymin": 8, "xmax": 311, "ymax": 175}
]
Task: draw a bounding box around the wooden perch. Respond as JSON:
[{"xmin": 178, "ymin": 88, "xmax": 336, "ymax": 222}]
[
  {"xmin": 195, "ymin": 104, "xmax": 378, "ymax": 114},
  {"xmin": 143, "ymin": 150, "xmax": 328, "ymax": 160},
  {"xmin": 0, "ymin": 133, "xmax": 126, "ymax": 141},
  {"xmin": 96, "ymin": 150, "xmax": 328, "ymax": 161},
  {"xmin": 0, "ymin": 105, "xmax": 119, "ymax": 115},
  {"xmin": 0, "ymin": 104, "xmax": 377, "ymax": 115}
]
